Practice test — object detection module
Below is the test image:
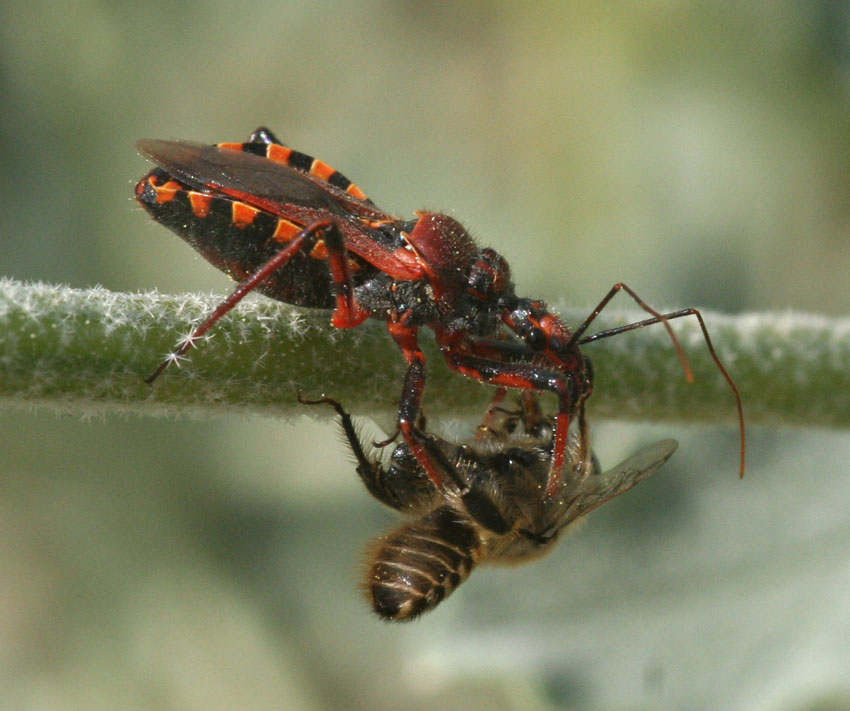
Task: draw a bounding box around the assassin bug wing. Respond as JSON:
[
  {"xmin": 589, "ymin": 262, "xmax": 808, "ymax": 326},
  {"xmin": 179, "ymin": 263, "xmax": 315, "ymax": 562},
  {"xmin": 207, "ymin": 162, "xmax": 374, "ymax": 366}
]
[
  {"xmin": 230, "ymin": 130, "xmax": 376, "ymax": 205},
  {"xmin": 565, "ymin": 438, "xmax": 678, "ymax": 521},
  {"xmin": 138, "ymin": 139, "xmax": 331, "ymax": 207},
  {"xmin": 136, "ymin": 139, "xmax": 388, "ymax": 221}
]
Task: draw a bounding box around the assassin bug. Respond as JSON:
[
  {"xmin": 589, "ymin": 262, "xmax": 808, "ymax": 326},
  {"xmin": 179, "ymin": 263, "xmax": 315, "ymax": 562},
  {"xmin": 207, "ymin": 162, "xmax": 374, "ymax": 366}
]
[
  {"xmin": 300, "ymin": 391, "xmax": 678, "ymax": 620},
  {"xmin": 135, "ymin": 127, "xmax": 745, "ymax": 496}
]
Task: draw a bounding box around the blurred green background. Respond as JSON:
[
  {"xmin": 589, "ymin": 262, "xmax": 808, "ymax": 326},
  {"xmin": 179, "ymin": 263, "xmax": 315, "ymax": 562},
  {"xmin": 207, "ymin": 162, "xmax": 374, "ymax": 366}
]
[{"xmin": 2, "ymin": 2, "xmax": 850, "ymax": 710}]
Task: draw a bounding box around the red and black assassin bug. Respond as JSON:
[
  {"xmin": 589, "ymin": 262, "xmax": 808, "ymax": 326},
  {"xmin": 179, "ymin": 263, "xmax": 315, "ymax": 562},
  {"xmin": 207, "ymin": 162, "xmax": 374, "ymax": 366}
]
[{"xmin": 135, "ymin": 127, "xmax": 745, "ymax": 495}]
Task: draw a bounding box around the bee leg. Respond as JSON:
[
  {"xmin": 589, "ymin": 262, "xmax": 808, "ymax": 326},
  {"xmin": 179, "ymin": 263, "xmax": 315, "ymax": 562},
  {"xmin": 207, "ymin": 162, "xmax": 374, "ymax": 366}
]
[{"xmin": 297, "ymin": 392, "xmax": 425, "ymax": 511}]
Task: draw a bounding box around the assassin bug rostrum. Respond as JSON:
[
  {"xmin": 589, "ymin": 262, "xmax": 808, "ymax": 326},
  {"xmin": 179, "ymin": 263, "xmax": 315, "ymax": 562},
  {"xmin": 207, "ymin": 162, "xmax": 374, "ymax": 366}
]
[
  {"xmin": 135, "ymin": 127, "xmax": 745, "ymax": 495},
  {"xmin": 299, "ymin": 391, "xmax": 678, "ymax": 620}
]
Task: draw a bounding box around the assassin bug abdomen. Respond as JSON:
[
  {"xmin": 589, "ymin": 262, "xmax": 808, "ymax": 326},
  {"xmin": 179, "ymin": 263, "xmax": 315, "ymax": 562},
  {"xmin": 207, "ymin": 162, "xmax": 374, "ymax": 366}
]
[
  {"xmin": 301, "ymin": 392, "xmax": 677, "ymax": 621},
  {"xmin": 136, "ymin": 131, "xmax": 384, "ymax": 310},
  {"xmin": 136, "ymin": 127, "xmax": 745, "ymax": 497}
]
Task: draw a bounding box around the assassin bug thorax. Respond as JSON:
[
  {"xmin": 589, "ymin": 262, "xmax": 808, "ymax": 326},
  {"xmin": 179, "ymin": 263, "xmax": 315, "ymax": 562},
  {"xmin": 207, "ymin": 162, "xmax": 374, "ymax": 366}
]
[
  {"xmin": 300, "ymin": 391, "xmax": 678, "ymax": 620},
  {"xmin": 135, "ymin": 127, "xmax": 745, "ymax": 495}
]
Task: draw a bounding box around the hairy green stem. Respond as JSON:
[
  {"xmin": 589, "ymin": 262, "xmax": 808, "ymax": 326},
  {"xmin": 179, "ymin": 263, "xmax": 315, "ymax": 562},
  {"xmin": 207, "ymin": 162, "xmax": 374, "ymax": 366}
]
[{"xmin": 0, "ymin": 278, "xmax": 842, "ymax": 430}]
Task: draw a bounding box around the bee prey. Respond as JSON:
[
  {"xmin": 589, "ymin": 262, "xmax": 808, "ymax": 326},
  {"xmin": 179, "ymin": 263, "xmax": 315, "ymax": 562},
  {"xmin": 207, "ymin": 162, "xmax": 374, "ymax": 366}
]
[{"xmin": 300, "ymin": 392, "xmax": 677, "ymax": 621}]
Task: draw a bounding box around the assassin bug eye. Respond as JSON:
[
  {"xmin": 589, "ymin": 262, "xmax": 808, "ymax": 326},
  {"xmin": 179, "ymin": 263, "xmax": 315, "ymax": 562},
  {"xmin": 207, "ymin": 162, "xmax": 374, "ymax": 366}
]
[{"xmin": 525, "ymin": 326, "xmax": 547, "ymax": 351}]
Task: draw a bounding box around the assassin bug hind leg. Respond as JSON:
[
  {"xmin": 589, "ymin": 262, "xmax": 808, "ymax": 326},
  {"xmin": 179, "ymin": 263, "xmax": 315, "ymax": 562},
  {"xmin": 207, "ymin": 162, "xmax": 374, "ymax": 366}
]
[{"xmin": 145, "ymin": 219, "xmax": 344, "ymax": 385}]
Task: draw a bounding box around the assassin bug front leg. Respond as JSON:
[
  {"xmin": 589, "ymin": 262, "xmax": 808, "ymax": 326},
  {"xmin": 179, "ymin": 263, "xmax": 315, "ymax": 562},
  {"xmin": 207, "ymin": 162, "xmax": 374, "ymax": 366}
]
[{"xmin": 136, "ymin": 127, "xmax": 745, "ymax": 495}]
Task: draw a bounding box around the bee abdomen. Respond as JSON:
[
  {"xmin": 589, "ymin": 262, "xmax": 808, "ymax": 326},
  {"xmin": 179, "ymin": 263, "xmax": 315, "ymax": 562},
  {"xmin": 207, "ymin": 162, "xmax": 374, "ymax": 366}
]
[{"xmin": 367, "ymin": 506, "xmax": 482, "ymax": 621}]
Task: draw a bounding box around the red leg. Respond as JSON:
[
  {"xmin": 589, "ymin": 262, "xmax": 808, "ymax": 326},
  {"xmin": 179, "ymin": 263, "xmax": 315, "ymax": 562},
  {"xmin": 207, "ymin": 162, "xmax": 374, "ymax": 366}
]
[
  {"xmin": 386, "ymin": 314, "xmax": 447, "ymax": 489},
  {"xmin": 436, "ymin": 332, "xmax": 583, "ymax": 496},
  {"xmin": 323, "ymin": 221, "xmax": 370, "ymax": 328},
  {"xmin": 474, "ymin": 387, "xmax": 509, "ymax": 440},
  {"xmin": 517, "ymin": 389, "xmax": 545, "ymax": 432},
  {"xmin": 571, "ymin": 396, "xmax": 592, "ymax": 490},
  {"xmin": 146, "ymin": 219, "xmax": 358, "ymax": 383}
]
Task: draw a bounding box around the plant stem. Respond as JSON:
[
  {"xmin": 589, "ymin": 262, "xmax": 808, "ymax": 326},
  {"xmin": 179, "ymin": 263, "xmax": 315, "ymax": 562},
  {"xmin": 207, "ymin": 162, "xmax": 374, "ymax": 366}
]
[{"xmin": 0, "ymin": 277, "xmax": 844, "ymax": 430}]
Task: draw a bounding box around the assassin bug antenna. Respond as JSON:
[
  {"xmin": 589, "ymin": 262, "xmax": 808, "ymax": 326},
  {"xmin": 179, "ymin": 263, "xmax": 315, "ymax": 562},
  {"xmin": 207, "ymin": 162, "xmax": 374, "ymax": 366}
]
[{"xmin": 577, "ymin": 300, "xmax": 746, "ymax": 478}]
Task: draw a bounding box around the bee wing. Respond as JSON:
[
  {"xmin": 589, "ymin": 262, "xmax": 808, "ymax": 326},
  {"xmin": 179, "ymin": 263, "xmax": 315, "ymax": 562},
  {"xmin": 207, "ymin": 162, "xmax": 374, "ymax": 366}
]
[
  {"xmin": 136, "ymin": 139, "xmax": 389, "ymax": 220},
  {"xmin": 568, "ymin": 439, "xmax": 678, "ymax": 520}
]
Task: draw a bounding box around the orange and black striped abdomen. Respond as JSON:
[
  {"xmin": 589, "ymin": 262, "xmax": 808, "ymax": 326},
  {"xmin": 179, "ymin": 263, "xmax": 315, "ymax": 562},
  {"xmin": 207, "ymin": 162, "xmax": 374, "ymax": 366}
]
[
  {"xmin": 136, "ymin": 168, "xmax": 351, "ymax": 309},
  {"xmin": 367, "ymin": 506, "xmax": 482, "ymax": 621},
  {"xmin": 221, "ymin": 139, "xmax": 373, "ymax": 204}
]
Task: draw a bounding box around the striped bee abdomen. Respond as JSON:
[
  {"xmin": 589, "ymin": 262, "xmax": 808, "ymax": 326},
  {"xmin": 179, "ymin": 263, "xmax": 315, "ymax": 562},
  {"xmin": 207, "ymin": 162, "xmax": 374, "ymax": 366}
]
[{"xmin": 366, "ymin": 506, "xmax": 482, "ymax": 621}]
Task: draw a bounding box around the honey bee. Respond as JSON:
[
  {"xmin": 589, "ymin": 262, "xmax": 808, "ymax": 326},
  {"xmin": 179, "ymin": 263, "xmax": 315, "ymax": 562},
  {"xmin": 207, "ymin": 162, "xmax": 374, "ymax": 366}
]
[{"xmin": 300, "ymin": 392, "xmax": 677, "ymax": 621}]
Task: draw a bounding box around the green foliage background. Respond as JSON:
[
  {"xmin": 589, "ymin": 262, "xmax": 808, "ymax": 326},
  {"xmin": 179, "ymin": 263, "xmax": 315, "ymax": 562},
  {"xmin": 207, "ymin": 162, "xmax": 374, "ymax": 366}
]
[{"xmin": 2, "ymin": 2, "xmax": 850, "ymax": 710}]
